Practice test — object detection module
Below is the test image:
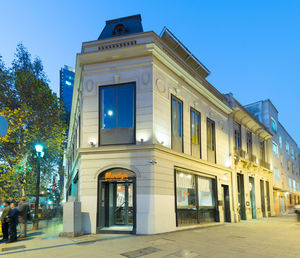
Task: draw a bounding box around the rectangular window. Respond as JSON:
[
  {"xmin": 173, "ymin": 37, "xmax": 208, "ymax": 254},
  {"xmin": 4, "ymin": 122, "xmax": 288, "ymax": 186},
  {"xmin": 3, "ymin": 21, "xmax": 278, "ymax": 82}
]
[
  {"xmin": 175, "ymin": 170, "xmax": 217, "ymax": 226},
  {"xmin": 291, "ymin": 148, "xmax": 295, "ymax": 159},
  {"xmin": 286, "ymin": 142, "xmax": 289, "ymax": 155},
  {"xmin": 246, "ymin": 131, "xmax": 252, "ymax": 155},
  {"xmin": 259, "ymin": 141, "xmax": 265, "ymax": 162},
  {"xmin": 234, "ymin": 122, "xmax": 242, "ymax": 149},
  {"xmin": 289, "ymin": 178, "xmax": 292, "ymax": 189},
  {"xmin": 274, "ymin": 168, "xmax": 280, "ymax": 181},
  {"xmin": 272, "ymin": 141, "xmax": 279, "ymax": 157},
  {"xmin": 271, "ymin": 117, "xmax": 277, "ymax": 133},
  {"xmin": 293, "ymin": 180, "xmax": 296, "ymax": 192},
  {"xmin": 191, "ymin": 108, "xmax": 201, "ymax": 158},
  {"xmin": 171, "ymin": 96, "xmax": 183, "ymax": 152},
  {"xmin": 297, "ymin": 184, "xmax": 299, "ymax": 193},
  {"xmin": 279, "ymin": 135, "xmax": 282, "ymax": 148},
  {"xmin": 207, "ymin": 118, "xmax": 216, "ymax": 163},
  {"xmin": 100, "ymin": 83, "xmax": 135, "ymax": 145},
  {"xmin": 176, "ymin": 172, "xmax": 197, "ymax": 225}
]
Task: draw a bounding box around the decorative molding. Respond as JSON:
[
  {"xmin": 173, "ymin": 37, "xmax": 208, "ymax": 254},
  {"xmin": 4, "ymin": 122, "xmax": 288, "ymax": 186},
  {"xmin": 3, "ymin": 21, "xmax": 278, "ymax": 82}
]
[
  {"xmin": 84, "ymin": 80, "xmax": 96, "ymax": 96},
  {"xmin": 142, "ymin": 72, "xmax": 150, "ymax": 85},
  {"xmin": 156, "ymin": 78, "xmax": 166, "ymax": 93}
]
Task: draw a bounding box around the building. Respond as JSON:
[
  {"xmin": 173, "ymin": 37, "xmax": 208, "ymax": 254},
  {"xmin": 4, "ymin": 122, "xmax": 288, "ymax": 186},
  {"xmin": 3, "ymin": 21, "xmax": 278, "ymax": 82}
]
[
  {"xmin": 66, "ymin": 15, "xmax": 235, "ymax": 235},
  {"xmin": 245, "ymin": 100, "xmax": 300, "ymax": 215},
  {"xmin": 60, "ymin": 65, "xmax": 75, "ymax": 122},
  {"xmin": 225, "ymin": 94, "xmax": 274, "ymax": 221}
]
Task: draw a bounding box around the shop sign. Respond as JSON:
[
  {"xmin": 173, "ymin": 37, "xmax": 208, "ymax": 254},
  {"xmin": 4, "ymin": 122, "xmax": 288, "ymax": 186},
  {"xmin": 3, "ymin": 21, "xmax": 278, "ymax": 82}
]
[{"xmin": 105, "ymin": 171, "xmax": 128, "ymax": 181}]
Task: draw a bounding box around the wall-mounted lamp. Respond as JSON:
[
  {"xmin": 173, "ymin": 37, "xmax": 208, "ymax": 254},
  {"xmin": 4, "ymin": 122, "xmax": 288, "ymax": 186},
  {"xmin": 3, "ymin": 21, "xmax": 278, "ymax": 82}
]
[
  {"xmin": 149, "ymin": 159, "xmax": 157, "ymax": 165},
  {"xmin": 89, "ymin": 138, "xmax": 96, "ymax": 147},
  {"xmin": 140, "ymin": 138, "xmax": 144, "ymax": 144}
]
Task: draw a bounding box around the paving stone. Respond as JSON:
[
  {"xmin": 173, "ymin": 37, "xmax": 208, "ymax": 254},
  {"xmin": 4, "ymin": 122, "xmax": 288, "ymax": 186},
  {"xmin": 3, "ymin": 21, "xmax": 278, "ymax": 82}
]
[{"xmin": 120, "ymin": 246, "xmax": 160, "ymax": 258}]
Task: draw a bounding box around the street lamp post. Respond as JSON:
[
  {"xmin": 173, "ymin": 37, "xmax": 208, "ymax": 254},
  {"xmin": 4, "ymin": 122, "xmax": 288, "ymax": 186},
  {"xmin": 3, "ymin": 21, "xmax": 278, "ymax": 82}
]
[{"xmin": 33, "ymin": 143, "xmax": 44, "ymax": 230}]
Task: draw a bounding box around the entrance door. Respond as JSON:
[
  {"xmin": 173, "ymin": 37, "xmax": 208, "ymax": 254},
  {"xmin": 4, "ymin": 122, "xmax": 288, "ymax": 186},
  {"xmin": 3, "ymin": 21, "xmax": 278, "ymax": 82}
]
[
  {"xmin": 114, "ymin": 182, "xmax": 133, "ymax": 226},
  {"xmin": 98, "ymin": 168, "xmax": 136, "ymax": 233},
  {"xmin": 249, "ymin": 177, "xmax": 256, "ymax": 219},
  {"xmin": 237, "ymin": 173, "xmax": 246, "ymax": 220},
  {"xmin": 260, "ymin": 180, "xmax": 266, "ymax": 217},
  {"xmin": 222, "ymin": 185, "xmax": 231, "ymax": 222}
]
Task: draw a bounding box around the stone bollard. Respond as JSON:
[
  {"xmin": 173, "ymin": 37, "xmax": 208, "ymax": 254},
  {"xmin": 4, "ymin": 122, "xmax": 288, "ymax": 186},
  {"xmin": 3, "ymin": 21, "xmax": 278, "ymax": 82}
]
[{"xmin": 59, "ymin": 197, "xmax": 84, "ymax": 237}]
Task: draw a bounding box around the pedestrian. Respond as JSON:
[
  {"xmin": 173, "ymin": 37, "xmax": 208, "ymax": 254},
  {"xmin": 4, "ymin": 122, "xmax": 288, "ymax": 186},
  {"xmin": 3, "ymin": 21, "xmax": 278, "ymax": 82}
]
[
  {"xmin": 0, "ymin": 200, "xmax": 11, "ymax": 243},
  {"xmin": 18, "ymin": 197, "xmax": 29, "ymax": 238},
  {"xmin": 6, "ymin": 201, "xmax": 19, "ymax": 243}
]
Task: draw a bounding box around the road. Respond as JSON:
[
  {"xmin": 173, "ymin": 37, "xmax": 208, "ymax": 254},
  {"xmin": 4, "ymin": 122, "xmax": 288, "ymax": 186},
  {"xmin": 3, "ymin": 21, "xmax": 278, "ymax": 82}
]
[{"xmin": 1, "ymin": 215, "xmax": 300, "ymax": 257}]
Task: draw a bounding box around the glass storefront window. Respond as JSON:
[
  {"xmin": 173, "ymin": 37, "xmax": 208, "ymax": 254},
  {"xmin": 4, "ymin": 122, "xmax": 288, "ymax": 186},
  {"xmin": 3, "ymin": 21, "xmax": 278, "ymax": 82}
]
[
  {"xmin": 176, "ymin": 172, "xmax": 196, "ymax": 208},
  {"xmin": 198, "ymin": 177, "xmax": 215, "ymax": 207},
  {"xmin": 176, "ymin": 171, "xmax": 217, "ymax": 226}
]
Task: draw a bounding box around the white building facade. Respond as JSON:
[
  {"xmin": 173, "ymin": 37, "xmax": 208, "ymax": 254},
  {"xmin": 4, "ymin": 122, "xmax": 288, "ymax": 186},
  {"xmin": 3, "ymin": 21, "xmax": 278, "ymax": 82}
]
[{"xmin": 66, "ymin": 15, "xmax": 235, "ymax": 234}]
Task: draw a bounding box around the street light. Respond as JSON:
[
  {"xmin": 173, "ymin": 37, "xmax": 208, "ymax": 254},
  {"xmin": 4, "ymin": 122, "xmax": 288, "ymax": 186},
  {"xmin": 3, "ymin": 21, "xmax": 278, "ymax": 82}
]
[{"xmin": 33, "ymin": 143, "xmax": 44, "ymax": 230}]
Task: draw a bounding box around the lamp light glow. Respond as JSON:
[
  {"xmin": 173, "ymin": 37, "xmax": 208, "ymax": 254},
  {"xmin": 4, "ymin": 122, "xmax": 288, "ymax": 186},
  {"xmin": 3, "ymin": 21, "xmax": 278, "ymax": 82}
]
[{"xmin": 35, "ymin": 144, "xmax": 44, "ymax": 153}]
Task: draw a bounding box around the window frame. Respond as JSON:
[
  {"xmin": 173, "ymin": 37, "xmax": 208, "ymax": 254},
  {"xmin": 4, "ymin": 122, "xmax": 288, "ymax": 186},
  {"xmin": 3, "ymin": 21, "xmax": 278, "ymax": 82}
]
[
  {"xmin": 207, "ymin": 118, "xmax": 216, "ymax": 163},
  {"xmin": 190, "ymin": 107, "xmax": 201, "ymax": 158},
  {"xmin": 98, "ymin": 82, "xmax": 136, "ymax": 146},
  {"xmin": 270, "ymin": 117, "xmax": 277, "ymax": 133},
  {"xmin": 171, "ymin": 95, "xmax": 184, "ymax": 153},
  {"xmin": 272, "ymin": 141, "xmax": 279, "ymax": 157}
]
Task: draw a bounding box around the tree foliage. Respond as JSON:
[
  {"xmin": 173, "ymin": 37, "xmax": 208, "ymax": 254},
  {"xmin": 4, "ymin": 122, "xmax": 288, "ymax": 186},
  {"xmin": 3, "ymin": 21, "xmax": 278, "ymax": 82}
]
[{"xmin": 0, "ymin": 44, "xmax": 67, "ymax": 201}]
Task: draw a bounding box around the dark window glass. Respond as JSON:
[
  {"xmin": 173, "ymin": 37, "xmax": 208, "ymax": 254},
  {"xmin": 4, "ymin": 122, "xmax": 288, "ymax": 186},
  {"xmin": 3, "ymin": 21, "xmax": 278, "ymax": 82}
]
[
  {"xmin": 234, "ymin": 123, "xmax": 241, "ymax": 149},
  {"xmin": 101, "ymin": 87, "xmax": 117, "ymax": 129},
  {"xmin": 118, "ymin": 85, "xmax": 134, "ymax": 128}
]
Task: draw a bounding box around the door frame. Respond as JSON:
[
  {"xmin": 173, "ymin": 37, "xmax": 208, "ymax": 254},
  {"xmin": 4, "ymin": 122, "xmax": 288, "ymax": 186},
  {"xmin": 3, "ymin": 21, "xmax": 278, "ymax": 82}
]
[{"xmin": 97, "ymin": 168, "xmax": 136, "ymax": 234}]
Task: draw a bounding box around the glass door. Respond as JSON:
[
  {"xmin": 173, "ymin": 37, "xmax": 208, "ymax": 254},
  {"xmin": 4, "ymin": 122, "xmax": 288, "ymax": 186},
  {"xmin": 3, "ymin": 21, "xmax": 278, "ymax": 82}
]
[{"xmin": 114, "ymin": 182, "xmax": 133, "ymax": 226}]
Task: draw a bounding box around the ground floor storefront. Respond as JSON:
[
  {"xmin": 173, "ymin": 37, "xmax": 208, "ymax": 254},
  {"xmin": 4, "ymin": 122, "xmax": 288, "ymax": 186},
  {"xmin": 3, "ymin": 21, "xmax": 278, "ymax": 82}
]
[
  {"xmin": 273, "ymin": 189, "xmax": 300, "ymax": 216},
  {"xmin": 72, "ymin": 146, "xmax": 234, "ymax": 235}
]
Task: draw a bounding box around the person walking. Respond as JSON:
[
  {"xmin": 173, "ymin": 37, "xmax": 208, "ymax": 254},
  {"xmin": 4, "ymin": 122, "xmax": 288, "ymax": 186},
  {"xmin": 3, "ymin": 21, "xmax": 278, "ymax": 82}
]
[
  {"xmin": 18, "ymin": 197, "xmax": 29, "ymax": 238},
  {"xmin": 0, "ymin": 201, "xmax": 11, "ymax": 242},
  {"xmin": 6, "ymin": 201, "xmax": 19, "ymax": 243}
]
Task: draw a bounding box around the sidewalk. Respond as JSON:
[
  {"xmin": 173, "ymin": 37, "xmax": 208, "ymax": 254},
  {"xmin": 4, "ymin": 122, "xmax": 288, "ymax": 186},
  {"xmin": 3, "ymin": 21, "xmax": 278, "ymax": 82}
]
[{"xmin": 1, "ymin": 216, "xmax": 300, "ymax": 257}]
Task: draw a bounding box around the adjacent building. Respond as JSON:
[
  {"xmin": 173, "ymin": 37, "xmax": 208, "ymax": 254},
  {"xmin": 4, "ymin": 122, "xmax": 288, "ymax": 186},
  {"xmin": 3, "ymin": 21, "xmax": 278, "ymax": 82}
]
[
  {"xmin": 245, "ymin": 100, "xmax": 300, "ymax": 215},
  {"xmin": 225, "ymin": 94, "xmax": 274, "ymax": 221},
  {"xmin": 66, "ymin": 15, "xmax": 235, "ymax": 235},
  {"xmin": 60, "ymin": 65, "xmax": 75, "ymax": 123}
]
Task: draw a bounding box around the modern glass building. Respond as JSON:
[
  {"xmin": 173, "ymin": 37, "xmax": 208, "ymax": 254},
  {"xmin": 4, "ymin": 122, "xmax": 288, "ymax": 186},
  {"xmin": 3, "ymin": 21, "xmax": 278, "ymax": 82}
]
[{"xmin": 60, "ymin": 65, "xmax": 75, "ymax": 122}]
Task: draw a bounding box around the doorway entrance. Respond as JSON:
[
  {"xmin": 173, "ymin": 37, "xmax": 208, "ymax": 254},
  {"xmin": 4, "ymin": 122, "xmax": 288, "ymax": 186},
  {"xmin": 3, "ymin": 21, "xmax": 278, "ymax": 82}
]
[
  {"xmin": 237, "ymin": 173, "xmax": 246, "ymax": 220},
  {"xmin": 221, "ymin": 185, "xmax": 231, "ymax": 222},
  {"xmin": 249, "ymin": 177, "xmax": 256, "ymax": 219},
  {"xmin": 98, "ymin": 168, "xmax": 136, "ymax": 233},
  {"xmin": 260, "ymin": 180, "xmax": 266, "ymax": 217}
]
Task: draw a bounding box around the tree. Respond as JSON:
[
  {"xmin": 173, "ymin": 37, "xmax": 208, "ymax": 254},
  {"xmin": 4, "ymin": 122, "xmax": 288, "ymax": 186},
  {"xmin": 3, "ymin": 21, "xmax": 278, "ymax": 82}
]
[{"xmin": 0, "ymin": 45, "xmax": 67, "ymax": 213}]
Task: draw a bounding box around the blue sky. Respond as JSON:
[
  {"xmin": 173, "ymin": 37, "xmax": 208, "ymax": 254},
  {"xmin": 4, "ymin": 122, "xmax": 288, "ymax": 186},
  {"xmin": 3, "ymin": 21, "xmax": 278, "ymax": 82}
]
[{"xmin": 1, "ymin": 0, "xmax": 300, "ymax": 144}]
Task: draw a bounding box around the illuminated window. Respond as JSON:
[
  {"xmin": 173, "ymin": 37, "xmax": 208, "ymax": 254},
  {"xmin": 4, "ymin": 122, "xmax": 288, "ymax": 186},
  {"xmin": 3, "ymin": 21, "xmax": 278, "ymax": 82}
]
[
  {"xmin": 100, "ymin": 83, "xmax": 135, "ymax": 145},
  {"xmin": 171, "ymin": 96, "xmax": 183, "ymax": 152},
  {"xmin": 191, "ymin": 108, "xmax": 201, "ymax": 158},
  {"xmin": 65, "ymin": 80, "xmax": 72, "ymax": 86},
  {"xmin": 207, "ymin": 118, "xmax": 216, "ymax": 163}
]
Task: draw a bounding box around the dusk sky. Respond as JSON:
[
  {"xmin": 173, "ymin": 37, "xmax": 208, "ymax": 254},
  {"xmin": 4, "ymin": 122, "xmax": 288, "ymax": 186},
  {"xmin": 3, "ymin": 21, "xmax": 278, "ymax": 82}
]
[{"xmin": 1, "ymin": 1, "xmax": 299, "ymax": 144}]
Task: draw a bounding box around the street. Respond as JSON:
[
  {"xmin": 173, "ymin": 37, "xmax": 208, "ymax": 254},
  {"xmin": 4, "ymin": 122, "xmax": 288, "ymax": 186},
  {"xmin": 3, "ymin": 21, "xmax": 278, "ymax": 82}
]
[{"xmin": 1, "ymin": 215, "xmax": 300, "ymax": 257}]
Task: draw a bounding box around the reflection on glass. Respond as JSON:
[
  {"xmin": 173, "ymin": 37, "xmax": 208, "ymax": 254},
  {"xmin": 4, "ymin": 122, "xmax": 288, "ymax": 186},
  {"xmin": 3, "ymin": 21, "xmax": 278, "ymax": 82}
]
[
  {"xmin": 176, "ymin": 172, "xmax": 196, "ymax": 208},
  {"xmin": 101, "ymin": 87, "xmax": 116, "ymax": 129},
  {"xmin": 118, "ymin": 85, "xmax": 134, "ymax": 128},
  {"xmin": 198, "ymin": 177, "xmax": 215, "ymax": 207}
]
